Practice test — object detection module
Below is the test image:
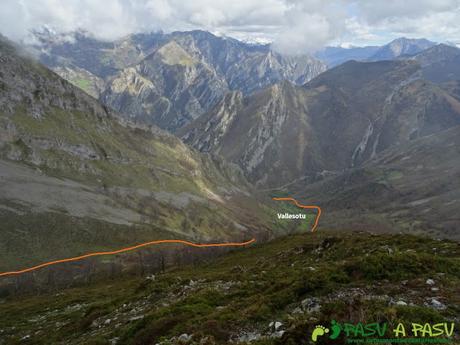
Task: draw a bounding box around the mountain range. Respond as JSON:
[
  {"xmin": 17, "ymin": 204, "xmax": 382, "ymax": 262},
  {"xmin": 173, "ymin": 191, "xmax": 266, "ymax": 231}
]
[
  {"xmin": 33, "ymin": 30, "xmax": 326, "ymax": 132},
  {"xmin": 0, "ymin": 27, "xmax": 459, "ymax": 344},
  {"xmin": 179, "ymin": 43, "xmax": 460, "ymax": 239},
  {"xmin": 316, "ymin": 37, "xmax": 437, "ymax": 67},
  {"xmin": 0, "ymin": 37, "xmax": 301, "ymax": 284},
  {"xmin": 181, "ymin": 57, "xmax": 460, "ymax": 186},
  {"xmin": 0, "ymin": 30, "xmax": 459, "ymax": 284},
  {"xmin": 33, "ymin": 34, "xmax": 457, "ymax": 137}
]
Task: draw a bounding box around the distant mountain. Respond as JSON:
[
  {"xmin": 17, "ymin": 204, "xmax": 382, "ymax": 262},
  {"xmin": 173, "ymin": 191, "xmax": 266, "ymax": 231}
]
[
  {"xmin": 315, "ymin": 45, "xmax": 380, "ymax": 67},
  {"xmin": 316, "ymin": 38, "xmax": 436, "ymax": 67},
  {"xmin": 368, "ymin": 37, "xmax": 436, "ymax": 61},
  {"xmin": 0, "ymin": 37, "xmax": 283, "ymax": 275},
  {"xmin": 181, "ymin": 59, "xmax": 460, "ymax": 189},
  {"xmin": 34, "ymin": 29, "xmax": 157, "ymax": 77},
  {"xmin": 32, "ymin": 30, "xmax": 326, "ymax": 132},
  {"xmin": 409, "ymin": 44, "xmax": 460, "ymax": 83}
]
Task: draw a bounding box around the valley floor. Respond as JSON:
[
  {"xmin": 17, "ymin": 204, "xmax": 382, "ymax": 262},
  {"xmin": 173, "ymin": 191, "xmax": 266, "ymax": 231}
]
[{"xmin": 0, "ymin": 231, "xmax": 459, "ymax": 345}]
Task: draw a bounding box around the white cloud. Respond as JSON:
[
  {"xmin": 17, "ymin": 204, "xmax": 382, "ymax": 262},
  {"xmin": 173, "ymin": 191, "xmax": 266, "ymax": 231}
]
[
  {"xmin": 271, "ymin": 0, "xmax": 349, "ymax": 54},
  {"xmin": 272, "ymin": 13, "xmax": 334, "ymax": 54},
  {"xmin": 0, "ymin": 0, "xmax": 460, "ymax": 50},
  {"xmin": 349, "ymin": 0, "xmax": 460, "ymax": 45},
  {"xmin": 355, "ymin": 0, "xmax": 459, "ymax": 23}
]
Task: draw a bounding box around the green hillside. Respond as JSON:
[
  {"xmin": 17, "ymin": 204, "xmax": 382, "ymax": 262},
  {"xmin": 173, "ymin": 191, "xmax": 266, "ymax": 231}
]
[
  {"xmin": 0, "ymin": 231, "xmax": 458, "ymax": 344},
  {"xmin": 0, "ymin": 38, "xmax": 284, "ymax": 274}
]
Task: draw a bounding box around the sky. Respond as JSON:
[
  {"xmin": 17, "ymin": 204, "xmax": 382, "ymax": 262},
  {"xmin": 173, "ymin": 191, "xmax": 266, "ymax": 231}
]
[{"xmin": 1, "ymin": 0, "xmax": 460, "ymax": 54}]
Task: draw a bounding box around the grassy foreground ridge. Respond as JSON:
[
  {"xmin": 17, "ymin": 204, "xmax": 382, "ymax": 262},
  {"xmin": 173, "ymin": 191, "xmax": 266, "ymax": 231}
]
[{"xmin": 0, "ymin": 230, "xmax": 459, "ymax": 344}]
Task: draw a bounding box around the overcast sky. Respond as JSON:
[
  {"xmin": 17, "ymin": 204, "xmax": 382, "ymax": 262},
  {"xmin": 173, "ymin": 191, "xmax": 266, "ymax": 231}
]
[{"xmin": 1, "ymin": 0, "xmax": 460, "ymax": 53}]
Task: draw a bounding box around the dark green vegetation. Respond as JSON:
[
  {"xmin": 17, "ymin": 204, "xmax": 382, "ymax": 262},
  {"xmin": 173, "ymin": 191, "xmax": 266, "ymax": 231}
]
[{"xmin": 0, "ymin": 231, "xmax": 458, "ymax": 344}]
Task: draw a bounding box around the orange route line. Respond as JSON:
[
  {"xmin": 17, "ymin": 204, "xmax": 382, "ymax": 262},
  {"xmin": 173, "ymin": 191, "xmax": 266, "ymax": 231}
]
[
  {"xmin": 272, "ymin": 197, "xmax": 322, "ymax": 232},
  {"xmin": 0, "ymin": 238, "xmax": 256, "ymax": 278},
  {"xmin": 0, "ymin": 197, "xmax": 320, "ymax": 278}
]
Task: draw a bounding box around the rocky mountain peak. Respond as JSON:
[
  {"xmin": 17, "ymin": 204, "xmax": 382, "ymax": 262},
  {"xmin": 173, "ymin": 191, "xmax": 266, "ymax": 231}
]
[
  {"xmin": 368, "ymin": 37, "xmax": 436, "ymax": 61},
  {"xmin": 156, "ymin": 41, "xmax": 197, "ymax": 67}
]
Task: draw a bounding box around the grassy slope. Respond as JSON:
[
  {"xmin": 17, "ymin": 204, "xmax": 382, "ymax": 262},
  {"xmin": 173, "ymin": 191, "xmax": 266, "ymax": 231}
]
[
  {"xmin": 0, "ymin": 39, "xmax": 282, "ymax": 273},
  {"xmin": 0, "ymin": 231, "xmax": 458, "ymax": 344}
]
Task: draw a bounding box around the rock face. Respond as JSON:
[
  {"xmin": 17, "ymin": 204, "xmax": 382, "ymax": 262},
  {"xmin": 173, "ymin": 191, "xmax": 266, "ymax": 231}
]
[
  {"xmin": 223, "ymin": 49, "xmax": 324, "ymax": 95},
  {"xmin": 181, "ymin": 59, "xmax": 460, "ymax": 187},
  {"xmin": 100, "ymin": 41, "xmax": 229, "ymax": 131},
  {"xmin": 181, "ymin": 81, "xmax": 311, "ymax": 187},
  {"xmin": 33, "ymin": 30, "xmax": 326, "ymax": 132},
  {"xmin": 51, "ymin": 65, "xmax": 104, "ymax": 98},
  {"xmin": 180, "ymin": 91, "xmax": 244, "ymax": 153}
]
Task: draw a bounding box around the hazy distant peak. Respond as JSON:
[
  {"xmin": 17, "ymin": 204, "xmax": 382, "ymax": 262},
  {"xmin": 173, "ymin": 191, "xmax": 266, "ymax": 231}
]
[{"xmin": 368, "ymin": 37, "xmax": 436, "ymax": 61}]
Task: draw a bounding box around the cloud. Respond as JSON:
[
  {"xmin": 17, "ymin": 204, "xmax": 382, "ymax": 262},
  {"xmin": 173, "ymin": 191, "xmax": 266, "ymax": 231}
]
[
  {"xmin": 351, "ymin": 0, "xmax": 460, "ymax": 45},
  {"xmin": 0, "ymin": 0, "xmax": 289, "ymax": 41},
  {"xmin": 272, "ymin": 13, "xmax": 334, "ymax": 54},
  {"xmin": 1, "ymin": 0, "xmax": 460, "ymax": 50},
  {"xmin": 355, "ymin": 0, "xmax": 459, "ymax": 23},
  {"xmin": 271, "ymin": 0, "xmax": 349, "ymax": 54}
]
